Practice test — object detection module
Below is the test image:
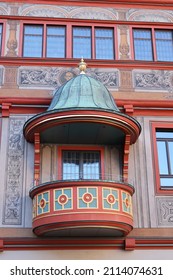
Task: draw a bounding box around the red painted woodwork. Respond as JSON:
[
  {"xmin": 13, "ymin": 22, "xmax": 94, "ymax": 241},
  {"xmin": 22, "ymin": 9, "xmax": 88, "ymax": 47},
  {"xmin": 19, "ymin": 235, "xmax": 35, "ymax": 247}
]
[
  {"xmin": 123, "ymin": 135, "xmax": 131, "ymax": 180},
  {"xmin": 23, "ymin": 109, "xmax": 141, "ymax": 144},
  {"xmin": 34, "ymin": 133, "xmax": 41, "ymax": 185}
]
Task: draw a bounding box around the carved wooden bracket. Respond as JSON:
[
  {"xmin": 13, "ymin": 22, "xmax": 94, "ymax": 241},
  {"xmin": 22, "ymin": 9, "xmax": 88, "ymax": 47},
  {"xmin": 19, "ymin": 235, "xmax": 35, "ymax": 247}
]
[
  {"xmin": 123, "ymin": 134, "xmax": 131, "ymax": 181},
  {"xmin": 34, "ymin": 133, "xmax": 40, "ymax": 186}
]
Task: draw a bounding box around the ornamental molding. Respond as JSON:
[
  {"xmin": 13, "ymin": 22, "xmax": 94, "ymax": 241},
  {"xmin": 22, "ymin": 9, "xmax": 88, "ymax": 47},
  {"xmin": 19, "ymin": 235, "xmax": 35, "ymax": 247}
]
[
  {"xmin": 18, "ymin": 67, "xmax": 119, "ymax": 90},
  {"xmin": 133, "ymin": 70, "xmax": 173, "ymax": 91},
  {"xmin": 19, "ymin": 5, "xmax": 118, "ymax": 20},
  {"xmin": 127, "ymin": 9, "xmax": 173, "ymax": 22},
  {"xmin": 157, "ymin": 197, "xmax": 173, "ymax": 226},
  {"xmin": 2, "ymin": 118, "xmax": 26, "ymax": 225}
]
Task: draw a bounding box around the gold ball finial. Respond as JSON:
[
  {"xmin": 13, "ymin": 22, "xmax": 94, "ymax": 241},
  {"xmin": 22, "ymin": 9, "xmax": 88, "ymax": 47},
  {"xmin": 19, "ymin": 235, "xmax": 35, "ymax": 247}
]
[{"xmin": 78, "ymin": 58, "xmax": 87, "ymax": 74}]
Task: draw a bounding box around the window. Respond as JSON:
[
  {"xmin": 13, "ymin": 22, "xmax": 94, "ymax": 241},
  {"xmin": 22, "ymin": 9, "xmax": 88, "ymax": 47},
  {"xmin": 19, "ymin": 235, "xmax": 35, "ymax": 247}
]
[
  {"xmin": 73, "ymin": 27, "xmax": 91, "ymax": 59},
  {"xmin": 133, "ymin": 29, "xmax": 153, "ymax": 61},
  {"xmin": 23, "ymin": 25, "xmax": 43, "ymax": 57},
  {"xmin": 46, "ymin": 26, "xmax": 66, "ymax": 58},
  {"xmin": 23, "ymin": 24, "xmax": 66, "ymax": 58},
  {"xmin": 22, "ymin": 23, "xmax": 115, "ymax": 59},
  {"xmin": 156, "ymin": 130, "xmax": 173, "ymax": 189},
  {"xmin": 133, "ymin": 28, "xmax": 173, "ymax": 61},
  {"xmin": 155, "ymin": 30, "xmax": 173, "ymax": 61},
  {"xmin": 62, "ymin": 151, "xmax": 100, "ymax": 180},
  {"xmin": 95, "ymin": 28, "xmax": 114, "ymax": 59},
  {"xmin": 0, "ymin": 23, "xmax": 3, "ymax": 55}
]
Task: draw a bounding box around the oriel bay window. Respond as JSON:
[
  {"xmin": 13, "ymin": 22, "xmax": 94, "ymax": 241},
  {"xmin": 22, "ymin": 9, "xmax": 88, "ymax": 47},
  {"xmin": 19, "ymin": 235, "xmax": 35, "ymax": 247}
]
[{"xmin": 133, "ymin": 28, "xmax": 173, "ymax": 61}]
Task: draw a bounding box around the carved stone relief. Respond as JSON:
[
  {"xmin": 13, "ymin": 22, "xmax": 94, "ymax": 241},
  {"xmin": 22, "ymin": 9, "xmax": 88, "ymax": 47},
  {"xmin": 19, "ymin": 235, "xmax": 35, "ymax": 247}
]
[
  {"xmin": 127, "ymin": 9, "xmax": 173, "ymax": 22},
  {"xmin": 133, "ymin": 70, "xmax": 173, "ymax": 91},
  {"xmin": 2, "ymin": 118, "xmax": 25, "ymax": 225},
  {"xmin": 19, "ymin": 5, "xmax": 118, "ymax": 20},
  {"xmin": 157, "ymin": 198, "xmax": 173, "ymax": 226},
  {"xmin": 18, "ymin": 67, "xmax": 119, "ymax": 90}
]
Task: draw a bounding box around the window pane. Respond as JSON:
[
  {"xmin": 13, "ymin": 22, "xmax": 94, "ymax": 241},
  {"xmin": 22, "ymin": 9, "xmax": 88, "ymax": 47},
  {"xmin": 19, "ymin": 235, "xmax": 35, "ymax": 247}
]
[
  {"xmin": 83, "ymin": 152, "xmax": 100, "ymax": 179},
  {"xmin": 95, "ymin": 28, "xmax": 114, "ymax": 59},
  {"xmin": 62, "ymin": 151, "xmax": 100, "ymax": 180},
  {"xmin": 168, "ymin": 142, "xmax": 173, "ymax": 174},
  {"xmin": 156, "ymin": 131, "xmax": 173, "ymax": 138},
  {"xmin": 160, "ymin": 178, "xmax": 173, "ymax": 188},
  {"xmin": 157, "ymin": 141, "xmax": 168, "ymax": 174},
  {"xmin": 133, "ymin": 29, "xmax": 153, "ymax": 61},
  {"xmin": 155, "ymin": 30, "xmax": 173, "ymax": 62},
  {"xmin": 23, "ymin": 25, "xmax": 43, "ymax": 57},
  {"xmin": 0, "ymin": 24, "xmax": 2, "ymax": 54},
  {"xmin": 73, "ymin": 27, "xmax": 91, "ymax": 59},
  {"xmin": 46, "ymin": 26, "xmax": 65, "ymax": 58},
  {"xmin": 63, "ymin": 151, "xmax": 79, "ymax": 180}
]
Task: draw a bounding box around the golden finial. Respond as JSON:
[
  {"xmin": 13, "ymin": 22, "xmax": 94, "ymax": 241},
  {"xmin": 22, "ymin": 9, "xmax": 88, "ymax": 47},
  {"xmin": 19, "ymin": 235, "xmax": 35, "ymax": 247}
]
[{"xmin": 78, "ymin": 58, "xmax": 87, "ymax": 74}]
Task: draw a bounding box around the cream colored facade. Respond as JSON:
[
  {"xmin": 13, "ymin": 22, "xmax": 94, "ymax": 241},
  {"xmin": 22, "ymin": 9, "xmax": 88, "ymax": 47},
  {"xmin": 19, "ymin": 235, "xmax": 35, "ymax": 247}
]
[{"xmin": 0, "ymin": 0, "xmax": 173, "ymax": 258}]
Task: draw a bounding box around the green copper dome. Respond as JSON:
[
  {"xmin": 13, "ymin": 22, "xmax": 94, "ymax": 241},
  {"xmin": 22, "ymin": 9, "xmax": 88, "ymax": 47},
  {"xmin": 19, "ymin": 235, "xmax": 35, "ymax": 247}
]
[{"xmin": 48, "ymin": 73, "xmax": 119, "ymax": 112}]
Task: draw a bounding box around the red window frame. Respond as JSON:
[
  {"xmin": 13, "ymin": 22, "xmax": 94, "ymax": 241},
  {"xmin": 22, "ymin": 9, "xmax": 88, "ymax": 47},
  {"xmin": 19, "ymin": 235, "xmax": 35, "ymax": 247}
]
[
  {"xmin": 130, "ymin": 25, "xmax": 173, "ymax": 61},
  {"xmin": 57, "ymin": 146, "xmax": 105, "ymax": 181},
  {"xmin": 151, "ymin": 122, "xmax": 173, "ymax": 195},
  {"xmin": 19, "ymin": 20, "xmax": 118, "ymax": 59}
]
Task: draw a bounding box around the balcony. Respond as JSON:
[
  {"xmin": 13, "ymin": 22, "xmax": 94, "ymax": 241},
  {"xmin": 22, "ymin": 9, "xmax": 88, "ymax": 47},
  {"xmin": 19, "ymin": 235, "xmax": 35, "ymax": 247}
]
[{"xmin": 30, "ymin": 176, "xmax": 134, "ymax": 237}]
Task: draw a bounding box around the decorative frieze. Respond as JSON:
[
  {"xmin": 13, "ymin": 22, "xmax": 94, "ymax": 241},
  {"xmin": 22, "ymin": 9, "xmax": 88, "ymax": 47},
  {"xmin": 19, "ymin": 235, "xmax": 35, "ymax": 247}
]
[
  {"xmin": 20, "ymin": 5, "xmax": 118, "ymax": 20},
  {"xmin": 18, "ymin": 67, "xmax": 119, "ymax": 89},
  {"xmin": 2, "ymin": 118, "xmax": 25, "ymax": 225},
  {"xmin": 157, "ymin": 198, "xmax": 173, "ymax": 226},
  {"xmin": 133, "ymin": 70, "xmax": 173, "ymax": 90},
  {"xmin": 127, "ymin": 9, "xmax": 173, "ymax": 22},
  {"xmin": 0, "ymin": 3, "xmax": 8, "ymax": 15}
]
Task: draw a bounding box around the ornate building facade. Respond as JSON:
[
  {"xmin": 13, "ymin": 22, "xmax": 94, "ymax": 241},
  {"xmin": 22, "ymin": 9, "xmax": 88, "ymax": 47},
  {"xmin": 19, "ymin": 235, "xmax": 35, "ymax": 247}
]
[{"xmin": 1, "ymin": 0, "xmax": 173, "ymax": 259}]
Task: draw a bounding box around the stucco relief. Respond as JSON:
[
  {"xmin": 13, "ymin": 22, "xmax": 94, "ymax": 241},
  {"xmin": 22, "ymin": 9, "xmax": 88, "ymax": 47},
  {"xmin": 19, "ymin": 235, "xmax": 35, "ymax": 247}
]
[
  {"xmin": 18, "ymin": 67, "xmax": 119, "ymax": 89},
  {"xmin": 127, "ymin": 9, "xmax": 173, "ymax": 22},
  {"xmin": 157, "ymin": 198, "xmax": 173, "ymax": 226},
  {"xmin": 133, "ymin": 70, "xmax": 173, "ymax": 90},
  {"xmin": 2, "ymin": 118, "xmax": 25, "ymax": 225},
  {"xmin": 19, "ymin": 5, "xmax": 118, "ymax": 20}
]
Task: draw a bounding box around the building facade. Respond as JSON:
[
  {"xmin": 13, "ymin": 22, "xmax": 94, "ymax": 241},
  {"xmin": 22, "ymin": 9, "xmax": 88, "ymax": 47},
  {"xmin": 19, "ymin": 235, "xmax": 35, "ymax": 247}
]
[{"xmin": 1, "ymin": 0, "xmax": 173, "ymax": 259}]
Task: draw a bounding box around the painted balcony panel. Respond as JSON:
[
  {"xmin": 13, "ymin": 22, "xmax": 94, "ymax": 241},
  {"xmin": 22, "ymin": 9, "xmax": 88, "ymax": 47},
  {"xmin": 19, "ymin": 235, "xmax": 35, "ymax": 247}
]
[{"xmin": 30, "ymin": 180, "xmax": 134, "ymax": 237}]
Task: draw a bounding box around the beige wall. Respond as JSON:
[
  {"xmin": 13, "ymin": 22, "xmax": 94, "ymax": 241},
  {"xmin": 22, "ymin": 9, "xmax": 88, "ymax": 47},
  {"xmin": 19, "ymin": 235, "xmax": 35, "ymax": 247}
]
[{"xmin": 0, "ymin": 249, "xmax": 173, "ymax": 260}]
